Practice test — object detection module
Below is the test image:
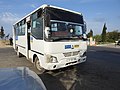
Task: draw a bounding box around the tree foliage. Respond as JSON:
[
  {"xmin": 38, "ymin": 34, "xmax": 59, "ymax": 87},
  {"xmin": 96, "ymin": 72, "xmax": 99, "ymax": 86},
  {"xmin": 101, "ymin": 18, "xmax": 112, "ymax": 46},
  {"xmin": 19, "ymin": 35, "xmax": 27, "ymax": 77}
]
[
  {"xmin": 101, "ymin": 23, "xmax": 107, "ymax": 42},
  {"xmin": 94, "ymin": 30, "xmax": 120, "ymax": 43},
  {"xmin": 93, "ymin": 35, "xmax": 102, "ymax": 42},
  {"xmin": 87, "ymin": 29, "xmax": 93, "ymax": 38},
  {"xmin": 106, "ymin": 30, "xmax": 120, "ymax": 42},
  {"xmin": 0, "ymin": 26, "xmax": 5, "ymax": 39},
  {"xmin": 88, "ymin": 23, "xmax": 120, "ymax": 44}
]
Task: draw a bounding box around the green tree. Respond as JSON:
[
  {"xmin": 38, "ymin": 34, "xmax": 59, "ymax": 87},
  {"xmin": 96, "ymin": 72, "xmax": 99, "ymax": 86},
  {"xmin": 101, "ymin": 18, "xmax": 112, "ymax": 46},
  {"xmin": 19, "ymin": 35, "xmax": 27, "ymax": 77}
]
[
  {"xmin": 0, "ymin": 26, "xmax": 5, "ymax": 39},
  {"xmin": 101, "ymin": 23, "xmax": 107, "ymax": 42},
  {"xmin": 93, "ymin": 34, "xmax": 102, "ymax": 42},
  {"xmin": 106, "ymin": 30, "xmax": 119, "ymax": 42},
  {"xmin": 87, "ymin": 29, "xmax": 93, "ymax": 38}
]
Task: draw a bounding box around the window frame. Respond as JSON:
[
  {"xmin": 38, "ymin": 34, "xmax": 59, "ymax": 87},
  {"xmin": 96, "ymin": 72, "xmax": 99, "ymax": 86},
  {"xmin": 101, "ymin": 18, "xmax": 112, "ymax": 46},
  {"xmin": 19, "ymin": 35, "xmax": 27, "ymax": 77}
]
[
  {"xmin": 31, "ymin": 9, "xmax": 43, "ymax": 40},
  {"xmin": 15, "ymin": 19, "xmax": 26, "ymax": 36}
]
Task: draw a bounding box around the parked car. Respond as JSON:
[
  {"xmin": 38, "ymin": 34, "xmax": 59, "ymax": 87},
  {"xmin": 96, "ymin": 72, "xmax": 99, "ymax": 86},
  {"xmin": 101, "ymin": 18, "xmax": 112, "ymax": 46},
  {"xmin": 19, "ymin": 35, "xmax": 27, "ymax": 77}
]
[
  {"xmin": 0, "ymin": 67, "xmax": 46, "ymax": 90},
  {"xmin": 115, "ymin": 40, "xmax": 120, "ymax": 46}
]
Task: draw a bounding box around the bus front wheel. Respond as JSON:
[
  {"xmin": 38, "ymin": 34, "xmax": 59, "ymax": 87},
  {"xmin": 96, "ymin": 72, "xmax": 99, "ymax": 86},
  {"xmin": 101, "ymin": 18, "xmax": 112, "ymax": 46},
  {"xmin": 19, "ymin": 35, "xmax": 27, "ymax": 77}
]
[{"xmin": 34, "ymin": 57, "xmax": 45, "ymax": 73}]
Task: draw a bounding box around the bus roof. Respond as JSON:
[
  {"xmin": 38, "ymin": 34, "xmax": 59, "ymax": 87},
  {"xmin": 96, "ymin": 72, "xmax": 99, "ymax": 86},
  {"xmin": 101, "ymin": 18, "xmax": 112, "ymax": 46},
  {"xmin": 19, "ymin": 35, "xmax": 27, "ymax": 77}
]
[{"xmin": 14, "ymin": 4, "xmax": 82, "ymax": 25}]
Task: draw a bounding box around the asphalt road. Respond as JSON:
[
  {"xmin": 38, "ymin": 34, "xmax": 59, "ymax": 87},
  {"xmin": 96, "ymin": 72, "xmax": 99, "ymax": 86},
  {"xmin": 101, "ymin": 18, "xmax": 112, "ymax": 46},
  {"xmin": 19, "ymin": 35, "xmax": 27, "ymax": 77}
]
[{"xmin": 0, "ymin": 46, "xmax": 120, "ymax": 90}]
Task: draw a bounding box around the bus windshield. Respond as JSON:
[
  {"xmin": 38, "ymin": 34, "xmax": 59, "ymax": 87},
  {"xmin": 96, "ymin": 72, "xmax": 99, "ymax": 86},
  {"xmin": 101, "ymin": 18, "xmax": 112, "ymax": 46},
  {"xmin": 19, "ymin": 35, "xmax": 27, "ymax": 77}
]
[
  {"xmin": 49, "ymin": 21, "xmax": 83, "ymax": 41},
  {"xmin": 45, "ymin": 7, "xmax": 84, "ymax": 24},
  {"xmin": 45, "ymin": 7, "xmax": 85, "ymax": 41}
]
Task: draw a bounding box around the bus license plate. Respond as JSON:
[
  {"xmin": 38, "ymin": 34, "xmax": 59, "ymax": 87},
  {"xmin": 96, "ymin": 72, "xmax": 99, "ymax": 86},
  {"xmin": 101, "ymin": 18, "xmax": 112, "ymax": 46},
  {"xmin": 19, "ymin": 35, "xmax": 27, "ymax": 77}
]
[{"xmin": 68, "ymin": 58, "xmax": 76, "ymax": 62}]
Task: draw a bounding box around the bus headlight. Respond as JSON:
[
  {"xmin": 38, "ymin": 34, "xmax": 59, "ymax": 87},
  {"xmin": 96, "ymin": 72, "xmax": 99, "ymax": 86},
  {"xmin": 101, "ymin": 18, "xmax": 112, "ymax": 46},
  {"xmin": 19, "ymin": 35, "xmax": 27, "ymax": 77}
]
[
  {"xmin": 50, "ymin": 56, "xmax": 58, "ymax": 63},
  {"xmin": 79, "ymin": 51, "xmax": 87, "ymax": 57},
  {"xmin": 79, "ymin": 51, "xmax": 83, "ymax": 57},
  {"xmin": 46, "ymin": 55, "xmax": 58, "ymax": 63}
]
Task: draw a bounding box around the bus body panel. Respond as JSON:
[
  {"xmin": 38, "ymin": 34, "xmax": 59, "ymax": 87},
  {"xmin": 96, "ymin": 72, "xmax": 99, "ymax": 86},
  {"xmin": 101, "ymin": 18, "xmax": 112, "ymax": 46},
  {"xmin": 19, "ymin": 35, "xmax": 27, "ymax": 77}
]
[
  {"xmin": 44, "ymin": 41, "xmax": 87, "ymax": 54},
  {"xmin": 29, "ymin": 50, "xmax": 44, "ymax": 67},
  {"xmin": 16, "ymin": 36, "xmax": 26, "ymax": 47},
  {"xmin": 30, "ymin": 38, "xmax": 44, "ymax": 55},
  {"xmin": 15, "ymin": 36, "xmax": 27, "ymax": 56},
  {"xmin": 42, "ymin": 41, "xmax": 87, "ymax": 70}
]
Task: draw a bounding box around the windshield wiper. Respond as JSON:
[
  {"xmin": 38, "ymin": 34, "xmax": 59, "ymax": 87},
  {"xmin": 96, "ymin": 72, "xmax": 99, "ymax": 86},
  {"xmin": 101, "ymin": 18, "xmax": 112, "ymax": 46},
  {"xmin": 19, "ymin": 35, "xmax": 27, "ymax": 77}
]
[
  {"xmin": 52, "ymin": 37, "xmax": 79, "ymax": 41},
  {"xmin": 52, "ymin": 37, "xmax": 69, "ymax": 41}
]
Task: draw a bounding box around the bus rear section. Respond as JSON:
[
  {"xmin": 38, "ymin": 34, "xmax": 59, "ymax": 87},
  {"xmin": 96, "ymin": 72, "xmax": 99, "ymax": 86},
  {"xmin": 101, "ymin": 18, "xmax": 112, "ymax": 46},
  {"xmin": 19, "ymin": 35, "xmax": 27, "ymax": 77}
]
[{"xmin": 13, "ymin": 4, "xmax": 87, "ymax": 71}]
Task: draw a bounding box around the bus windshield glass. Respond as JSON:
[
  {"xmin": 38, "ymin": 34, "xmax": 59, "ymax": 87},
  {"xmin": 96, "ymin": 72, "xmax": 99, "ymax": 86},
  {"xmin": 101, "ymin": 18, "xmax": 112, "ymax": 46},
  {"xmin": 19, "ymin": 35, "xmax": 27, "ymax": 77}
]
[
  {"xmin": 50, "ymin": 21, "xmax": 83, "ymax": 41},
  {"xmin": 45, "ymin": 7, "xmax": 84, "ymax": 24},
  {"xmin": 45, "ymin": 7, "xmax": 85, "ymax": 41}
]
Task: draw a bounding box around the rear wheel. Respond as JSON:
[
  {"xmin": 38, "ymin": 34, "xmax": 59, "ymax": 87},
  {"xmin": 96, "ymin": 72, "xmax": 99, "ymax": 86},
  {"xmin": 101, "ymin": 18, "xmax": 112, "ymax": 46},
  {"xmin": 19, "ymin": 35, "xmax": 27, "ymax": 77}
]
[
  {"xmin": 34, "ymin": 57, "xmax": 45, "ymax": 73},
  {"xmin": 17, "ymin": 51, "xmax": 23, "ymax": 57},
  {"xmin": 16, "ymin": 47, "xmax": 23, "ymax": 57}
]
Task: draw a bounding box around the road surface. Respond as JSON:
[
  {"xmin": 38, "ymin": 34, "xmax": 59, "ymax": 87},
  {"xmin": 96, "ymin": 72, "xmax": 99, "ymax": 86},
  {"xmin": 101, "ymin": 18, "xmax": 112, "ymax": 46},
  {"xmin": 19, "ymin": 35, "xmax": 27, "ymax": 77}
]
[{"xmin": 0, "ymin": 46, "xmax": 120, "ymax": 90}]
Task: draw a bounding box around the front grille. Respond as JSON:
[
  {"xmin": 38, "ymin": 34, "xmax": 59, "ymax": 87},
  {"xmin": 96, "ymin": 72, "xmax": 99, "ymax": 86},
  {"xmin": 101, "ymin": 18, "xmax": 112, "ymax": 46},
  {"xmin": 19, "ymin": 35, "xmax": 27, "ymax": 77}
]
[
  {"xmin": 63, "ymin": 51, "xmax": 80, "ymax": 57},
  {"xmin": 73, "ymin": 51, "xmax": 79, "ymax": 56}
]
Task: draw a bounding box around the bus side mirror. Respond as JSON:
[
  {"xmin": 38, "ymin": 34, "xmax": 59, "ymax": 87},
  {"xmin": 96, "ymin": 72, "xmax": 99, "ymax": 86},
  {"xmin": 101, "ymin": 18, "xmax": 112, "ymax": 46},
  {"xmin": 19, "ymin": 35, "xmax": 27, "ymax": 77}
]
[
  {"xmin": 83, "ymin": 33, "xmax": 87, "ymax": 39},
  {"xmin": 84, "ymin": 21, "xmax": 87, "ymax": 32},
  {"xmin": 82, "ymin": 21, "xmax": 87, "ymax": 40},
  {"xmin": 45, "ymin": 27, "xmax": 50, "ymax": 38}
]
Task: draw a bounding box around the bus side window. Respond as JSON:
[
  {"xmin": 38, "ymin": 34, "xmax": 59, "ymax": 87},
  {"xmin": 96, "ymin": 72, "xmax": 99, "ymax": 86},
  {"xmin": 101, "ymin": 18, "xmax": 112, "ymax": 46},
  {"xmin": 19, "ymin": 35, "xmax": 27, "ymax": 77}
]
[
  {"xmin": 15, "ymin": 19, "xmax": 26, "ymax": 36},
  {"xmin": 51, "ymin": 23, "xmax": 58, "ymax": 31},
  {"xmin": 31, "ymin": 9, "xmax": 43, "ymax": 39},
  {"xmin": 21, "ymin": 19, "xmax": 26, "ymax": 35}
]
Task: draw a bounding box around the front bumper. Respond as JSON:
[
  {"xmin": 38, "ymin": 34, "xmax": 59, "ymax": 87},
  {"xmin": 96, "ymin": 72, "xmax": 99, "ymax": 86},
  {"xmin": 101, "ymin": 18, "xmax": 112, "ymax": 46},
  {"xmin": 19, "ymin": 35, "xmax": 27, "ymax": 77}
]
[{"xmin": 44, "ymin": 56, "xmax": 86, "ymax": 70}]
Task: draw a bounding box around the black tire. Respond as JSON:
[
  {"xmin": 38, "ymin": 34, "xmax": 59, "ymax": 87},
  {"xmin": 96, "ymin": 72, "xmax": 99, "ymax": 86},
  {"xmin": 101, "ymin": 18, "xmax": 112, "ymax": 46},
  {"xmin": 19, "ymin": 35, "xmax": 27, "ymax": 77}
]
[
  {"xmin": 17, "ymin": 51, "xmax": 23, "ymax": 57},
  {"xmin": 34, "ymin": 57, "xmax": 45, "ymax": 73},
  {"xmin": 16, "ymin": 47, "xmax": 23, "ymax": 57}
]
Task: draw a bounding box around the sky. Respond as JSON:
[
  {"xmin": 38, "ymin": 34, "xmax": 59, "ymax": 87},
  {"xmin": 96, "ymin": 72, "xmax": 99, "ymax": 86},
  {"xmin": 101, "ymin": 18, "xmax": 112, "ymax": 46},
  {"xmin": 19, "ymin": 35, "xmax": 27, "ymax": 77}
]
[{"xmin": 0, "ymin": 0, "xmax": 120, "ymax": 36}]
